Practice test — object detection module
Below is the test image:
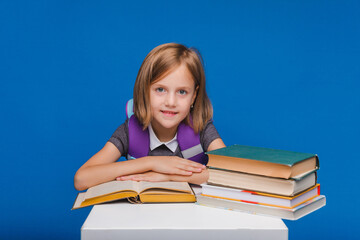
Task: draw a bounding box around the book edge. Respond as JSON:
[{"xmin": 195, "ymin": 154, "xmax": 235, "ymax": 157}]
[{"xmin": 207, "ymin": 144, "xmax": 317, "ymax": 167}]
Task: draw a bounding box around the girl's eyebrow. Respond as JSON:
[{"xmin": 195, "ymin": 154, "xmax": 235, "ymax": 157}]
[
  {"xmin": 151, "ymin": 83, "xmax": 165, "ymax": 87},
  {"xmin": 152, "ymin": 83, "xmax": 193, "ymax": 90},
  {"xmin": 177, "ymin": 86, "xmax": 192, "ymax": 91}
]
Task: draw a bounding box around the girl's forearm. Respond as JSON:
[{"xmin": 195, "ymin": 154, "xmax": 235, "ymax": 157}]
[
  {"xmin": 74, "ymin": 155, "xmax": 207, "ymax": 190},
  {"xmin": 169, "ymin": 168, "xmax": 209, "ymax": 185},
  {"xmin": 74, "ymin": 157, "xmax": 152, "ymax": 191}
]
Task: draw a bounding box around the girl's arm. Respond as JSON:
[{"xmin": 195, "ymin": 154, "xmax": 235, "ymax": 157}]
[
  {"xmin": 206, "ymin": 138, "xmax": 226, "ymax": 151},
  {"xmin": 169, "ymin": 169, "xmax": 209, "ymax": 185},
  {"xmin": 118, "ymin": 170, "xmax": 209, "ymax": 185},
  {"xmin": 74, "ymin": 142, "xmax": 206, "ymax": 191},
  {"xmin": 118, "ymin": 138, "xmax": 226, "ymax": 185}
]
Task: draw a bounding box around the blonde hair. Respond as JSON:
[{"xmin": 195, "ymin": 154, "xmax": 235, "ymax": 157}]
[{"xmin": 133, "ymin": 43, "xmax": 213, "ymax": 133}]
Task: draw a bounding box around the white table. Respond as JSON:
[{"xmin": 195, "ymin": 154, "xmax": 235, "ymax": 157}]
[{"xmin": 81, "ymin": 202, "xmax": 288, "ymax": 240}]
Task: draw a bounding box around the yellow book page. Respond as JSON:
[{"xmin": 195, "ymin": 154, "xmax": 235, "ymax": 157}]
[
  {"xmin": 139, "ymin": 193, "xmax": 196, "ymax": 203},
  {"xmin": 84, "ymin": 180, "xmax": 137, "ymax": 200},
  {"xmin": 138, "ymin": 181, "xmax": 192, "ymax": 194},
  {"xmin": 140, "ymin": 189, "xmax": 190, "ymax": 195}
]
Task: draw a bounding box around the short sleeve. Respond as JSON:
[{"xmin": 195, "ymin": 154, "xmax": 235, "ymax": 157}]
[
  {"xmin": 200, "ymin": 121, "xmax": 221, "ymax": 152},
  {"xmin": 108, "ymin": 119, "xmax": 129, "ymax": 157}
]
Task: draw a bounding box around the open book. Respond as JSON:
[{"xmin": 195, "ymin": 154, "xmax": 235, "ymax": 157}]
[{"xmin": 72, "ymin": 180, "xmax": 196, "ymax": 209}]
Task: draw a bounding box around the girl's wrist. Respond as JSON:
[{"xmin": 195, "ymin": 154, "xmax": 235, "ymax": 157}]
[{"xmin": 143, "ymin": 156, "xmax": 154, "ymax": 172}]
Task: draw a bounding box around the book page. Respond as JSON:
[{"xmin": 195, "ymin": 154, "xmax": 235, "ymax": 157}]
[
  {"xmin": 138, "ymin": 181, "xmax": 192, "ymax": 194},
  {"xmin": 141, "ymin": 189, "xmax": 188, "ymax": 195},
  {"xmin": 84, "ymin": 180, "xmax": 137, "ymax": 200},
  {"xmin": 72, "ymin": 192, "xmax": 86, "ymax": 210}
]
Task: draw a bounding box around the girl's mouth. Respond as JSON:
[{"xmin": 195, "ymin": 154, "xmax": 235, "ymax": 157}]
[{"xmin": 161, "ymin": 110, "xmax": 177, "ymax": 117}]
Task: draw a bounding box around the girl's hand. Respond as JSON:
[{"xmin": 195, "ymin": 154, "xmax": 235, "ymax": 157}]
[
  {"xmin": 148, "ymin": 156, "xmax": 206, "ymax": 176},
  {"xmin": 116, "ymin": 172, "xmax": 171, "ymax": 182}
]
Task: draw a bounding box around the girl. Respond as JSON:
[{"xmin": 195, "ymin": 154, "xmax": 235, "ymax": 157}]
[{"xmin": 74, "ymin": 43, "xmax": 225, "ymax": 191}]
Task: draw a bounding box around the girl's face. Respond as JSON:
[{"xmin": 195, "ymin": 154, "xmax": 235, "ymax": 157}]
[{"xmin": 149, "ymin": 64, "xmax": 197, "ymax": 140}]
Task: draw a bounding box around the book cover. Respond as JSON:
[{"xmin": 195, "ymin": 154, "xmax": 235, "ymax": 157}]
[{"xmin": 206, "ymin": 144, "xmax": 319, "ymax": 179}]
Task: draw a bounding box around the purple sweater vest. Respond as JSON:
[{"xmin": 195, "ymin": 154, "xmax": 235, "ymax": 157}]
[{"xmin": 127, "ymin": 115, "xmax": 208, "ymax": 165}]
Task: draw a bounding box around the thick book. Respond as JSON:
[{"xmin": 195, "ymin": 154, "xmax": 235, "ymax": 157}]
[
  {"xmin": 206, "ymin": 145, "xmax": 319, "ymax": 179},
  {"xmin": 208, "ymin": 168, "xmax": 317, "ymax": 196},
  {"xmin": 196, "ymin": 194, "xmax": 326, "ymax": 220},
  {"xmin": 72, "ymin": 180, "xmax": 196, "ymax": 210},
  {"xmin": 201, "ymin": 183, "xmax": 320, "ymax": 209}
]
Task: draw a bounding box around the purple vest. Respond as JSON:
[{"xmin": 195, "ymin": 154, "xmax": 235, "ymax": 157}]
[{"xmin": 127, "ymin": 115, "xmax": 208, "ymax": 165}]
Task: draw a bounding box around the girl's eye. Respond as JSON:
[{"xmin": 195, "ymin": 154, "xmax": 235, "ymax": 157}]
[
  {"xmin": 156, "ymin": 87, "xmax": 165, "ymax": 93},
  {"xmin": 178, "ymin": 90, "xmax": 187, "ymax": 95}
]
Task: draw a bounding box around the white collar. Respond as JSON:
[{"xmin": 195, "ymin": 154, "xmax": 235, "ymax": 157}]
[{"xmin": 148, "ymin": 124, "xmax": 178, "ymax": 153}]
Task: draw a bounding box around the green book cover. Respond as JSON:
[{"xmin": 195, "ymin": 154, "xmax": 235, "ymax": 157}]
[{"xmin": 206, "ymin": 144, "xmax": 318, "ymax": 167}]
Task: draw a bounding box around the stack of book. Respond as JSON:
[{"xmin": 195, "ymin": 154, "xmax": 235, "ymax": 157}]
[{"xmin": 196, "ymin": 144, "xmax": 326, "ymax": 220}]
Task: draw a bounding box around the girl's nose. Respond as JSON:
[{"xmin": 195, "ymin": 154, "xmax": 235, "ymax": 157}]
[{"xmin": 165, "ymin": 92, "xmax": 176, "ymax": 107}]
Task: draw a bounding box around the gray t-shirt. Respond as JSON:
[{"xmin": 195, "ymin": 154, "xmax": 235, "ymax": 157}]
[{"xmin": 108, "ymin": 119, "xmax": 221, "ymax": 158}]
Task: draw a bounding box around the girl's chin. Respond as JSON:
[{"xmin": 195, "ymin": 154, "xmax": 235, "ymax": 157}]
[
  {"xmin": 152, "ymin": 114, "xmax": 187, "ymax": 130},
  {"xmin": 154, "ymin": 120, "xmax": 181, "ymax": 130}
]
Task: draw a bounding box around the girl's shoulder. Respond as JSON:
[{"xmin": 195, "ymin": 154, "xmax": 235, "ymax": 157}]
[
  {"xmin": 108, "ymin": 119, "xmax": 130, "ymax": 156},
  {"xmin": 200, "ymin": 120, "xmax": 220, "ymax": 152}
]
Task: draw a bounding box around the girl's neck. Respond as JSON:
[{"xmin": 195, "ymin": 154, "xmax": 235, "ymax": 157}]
[{"xmin": 150, "ymin": 122, "xmax": 178, "ymax": 142}]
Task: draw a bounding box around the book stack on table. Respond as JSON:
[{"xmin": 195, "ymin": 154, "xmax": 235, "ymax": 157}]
[{"xmin": 197, "ymin": 145, "xmax": 326, "ymax": 220}]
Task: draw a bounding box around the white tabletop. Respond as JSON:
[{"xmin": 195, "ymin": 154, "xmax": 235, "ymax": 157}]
[{"xmin": 81, "ymin": 202, "xmax": 288, "ymax": 240}]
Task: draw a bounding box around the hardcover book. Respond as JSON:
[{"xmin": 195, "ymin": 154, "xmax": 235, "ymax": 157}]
[
  {"xmin": 201, "ymin": 183, "xmax": 320, "ymax": 209},
  {"xmin": 207, "ymin": 144, "xmax": 319, "ymax": 179},
  {"xmin": 208, "ymin": 167, "xmax": 317, "ymax": 196},
  {"xmin": 196, "ymin": 194, "xmax": 326, "ymax": 220},
  {"xmin": 72, "ymin": 180, "xmax": 195, "ymax": 210}
]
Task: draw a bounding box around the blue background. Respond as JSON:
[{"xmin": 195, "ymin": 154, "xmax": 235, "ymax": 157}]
[{"xmin": 1, "ymin": 1, "xmax": 359, "ymax": 239}]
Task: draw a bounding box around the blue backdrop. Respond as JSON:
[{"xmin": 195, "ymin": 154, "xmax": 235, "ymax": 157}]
[{"xmin": 1, "ymin": 1, "xmax": 359, "ymax": 239}]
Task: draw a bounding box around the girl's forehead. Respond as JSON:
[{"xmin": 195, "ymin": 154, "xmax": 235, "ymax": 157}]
[{"xmin": 152, "ymin": 64, "xmax": 195, "ymax": 87}]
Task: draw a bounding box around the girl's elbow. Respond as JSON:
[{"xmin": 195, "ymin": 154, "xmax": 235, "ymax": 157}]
[
  {"xmin": 74, "ymin": 183, "xmax": 87, "ymax": 191},
  {"xmin": 74, "ymin": 171, "xmax": 88, "ymax": 191}
]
